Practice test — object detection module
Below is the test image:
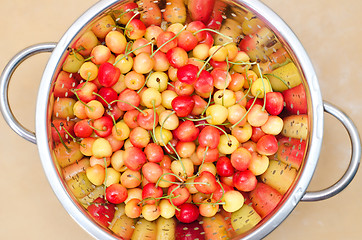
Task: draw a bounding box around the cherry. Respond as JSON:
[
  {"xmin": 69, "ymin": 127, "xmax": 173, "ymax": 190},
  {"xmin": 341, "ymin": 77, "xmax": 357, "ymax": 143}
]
[
  {"xmin": 168, "ymin": 184, "xmax": 190, "ymax": 206},
  {"xmin": 142, "ymin": 183, "xmax": 163, "ymax": 205},
  {"xmin": 194, "ymin": 171, "xmax": 218, "ymax": 194},
  {"xmin": 117, "ymin": 89, "xmax": 141, "ymax": 111},
  {"xmin": 233, "ymin": 170, "xmax": 257, "ymax": 192},
  {"xmin": 98, "ymin": 62, "xmax": 121, "ymax": 88},
  {"xmin": 177, "ymin": 64, "xmax": 199, "ymax": 85},
  {"xmin": 144, "ymin": 143, "xmax": 164, "ymax": 163},
  {"xmin": 105, "ymin": 183, "xmax": 128, "ymax": 204},
  {"xmin": 198, "ymin": 125, "xmax": 220, "ymax": 149},
  {"xmin": 96, "ymin": 87, "xmax": 118, "ymax": 107},
  {"xmin": 123, "ymin": 146, "xmax": 147, "ymax": 171},
  {"xmin": 194, "ymin": 70, "xmax": 214, "ymax": 95},
  {"xmin": 265, "ymin": 91, "xmax": 284, "ymax": 115},
  {"xmin": 216, "ymin": 156, "xmax": 234, "ymax": 177},
  {"xmin": 171, "ymin": 95, "xmax": 195, "ymax": 117},
  {"xmin": 173, "ymin": 120, "xmax": 199, "ymax": 142},
  {"xmin": 175, "ymin": 203, "xmax": 200, "ymax": 223},
  {"xmin": 93, "ymin": 115, "xmax": 113, "ymax": 138},
  {"xmin": 177, "ymin": 30, "xmax": 198, "ymax": 52},
  {"xmin": 256, "ymin": 134, "xmax": 278, "ymax": 156},
  {"xmin": 74, "ymin": 81, "xmax": 98, "ymax": 103},
  {"xmin": 74, "ymin": 119, "xmax": 93, "ymax": 138}
]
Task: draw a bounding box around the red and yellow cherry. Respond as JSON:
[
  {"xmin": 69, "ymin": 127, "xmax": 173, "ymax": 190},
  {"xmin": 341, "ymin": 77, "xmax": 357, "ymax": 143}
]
[
  {"xmin": 211, "ymin": 68, "xmax": 232, "ymax": 90},
  {"xmin": 125, "ymin": 19, "xmax": 146, "ymax": 39},
  {"xmin": 199, "ymin": 198, "xmax": 219, "ymax": 217},
  {"xmin": 173, "ymin": 120, "xmax": 199, "ymax": 142},
  {"xmin": 124, "ymin": 71, "xmax": 146, "ymax": 91},
  {"xmin": 249, "ymin": 152, "xmax": 269, "ymax": 176},
  {"xmin": 265, "ymin": 91, "xmax": 284, "ymax": 115},
  {"xmin": 194, "ymin": 70, "xmax": 214, "ymax": 95},
  {"xmin": 256, "ymin": 134, "xmax": 278, "ymax": 156},
  {"xmin": 120, "ymin": 169, "xmax": 142, "ymax": 188},
  {"xmin": 137, "ymin": 108, "xmax": 158, "ymax": 130},
  {"xmin": 73, "ymin": 119, "xmax": 93, "ymax": 138},
  {"xmin": 74, "ymin": 81, "xmax": 97, "ymax": 103},
  {"xmin": 93, "ymin": 115, "xmax": 113, "ymax": 138},
  {"xmin": 129, "ymin": 126, "xmax": 150, "ymax": 148},
  {"xmin": 117, "ymin": 89, "xmax": 141, "ymax": 111},
  {"xmin": 142, "ymin": 162, "xmax": 163, "ymax": 183},
  {"xmin": 97, "ymin": 62, "xmax": 121, "ymax": 88},
  {"xmin": 156, "ymin": 31, "xmax": 178, "ymax": 53},
  {"xmin": 175, "ymin": 141, "xmax": 196, "ymax": 159},
  {"xmin": 191, "ymin": 95, "xmax": 207, "ymax": 115},
  {"xmin": 125, "ymin": 198, "xmax": 142, "ymax": 218},
  {"xmin": 233, "ymin": 170, "xmax": 257, "ymax": 192},
  {"xmin": 123, "ymin": 146, "xmax": 147, "ymax": 171},
  {"xmin": 196, "ymin": 145, "xmax": 219, "ymax": 163},
  {"xmin": 142, "ymin": 204, "xmax": 161, "ymax": 222},
  {"xmin": 174, "ymin": 80, "xmax": 194, "ymax": 96},
  {"xmin": 261, "ymin": 115, "xmax": 284, "ymax": 135},
  {"xmin": 231, "ymin": 122, "xmax": 252, "ymax": 143},
  {"xmin": 177, "ymin": 30, "xmax": 198, "ymax": 52},
  {"xmin": 51, "ymin": 119, "xmax": 75, "ymax": 142},
  {"xmin": 168, "ymin": 184, "xmax": 190, "ymax": 206},
  {"xmin": 105, "ymin": 183, "xmax": 128, "ymax": 204},
  {"xmin": 171, "ymin": 95, "xmax": 195, "ymax": 118},
  {"xmin": 198, "ymin": 126, "xmax": 220, "ymax": 149},
  {"xmin": 90, "ymin": 45, "xmax": 111, "ymax": 65},
  {"xmin": 230, "ymin": 147, "xmax": 252, "ymax": 171},
  {"xmin": 186, "ymin": 21, "xmax": 207, "ymax": 42},
  {"xmin": 144, "ymin": 143, "xmax": 164, "ymax": 163},
  {"xmin": 123, "ymin": 109, "xmax": 140, "ymax": 128},
  {"xmin": 166, "ymin": 47, "xmax": 189, "ymax": 68},
  {"xmin": 194, "ymin": 171, "xmax": 218, "ymax": 194},
  {"xmin": 142, "ymin": 183, "xmax": 163, "ymax": 205},
  {"xmin": 247, "ymin": 104, "xmax": 269, "ymax": 127}
]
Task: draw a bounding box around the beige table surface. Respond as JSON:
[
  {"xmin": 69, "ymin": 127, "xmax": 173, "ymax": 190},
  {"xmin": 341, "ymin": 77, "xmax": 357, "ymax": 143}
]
[{"xmin": 0, "ymin": 0, "xmax": 361, "ymax": 239}]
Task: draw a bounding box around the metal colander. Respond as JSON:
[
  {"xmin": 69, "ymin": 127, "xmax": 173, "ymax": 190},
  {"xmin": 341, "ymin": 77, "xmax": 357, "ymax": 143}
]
[{"xmin": 0, "ymin": 0, "xmax": 360, "ymax": 239}]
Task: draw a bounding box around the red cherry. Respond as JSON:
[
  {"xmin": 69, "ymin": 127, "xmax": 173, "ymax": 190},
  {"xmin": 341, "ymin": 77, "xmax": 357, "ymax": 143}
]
[
  {"xmin": 177, "ymin": 64, "xmax": 199, "ymax": 85},
  {"xmin": 233, "ymin": 170, "xmax": 257, "ymax": 192},
  {"xmin": 171, "ymin": 95, "xmax": 195, "ymax": 117},
  {"xmin": 216, "ymin": 156, "xmax": 234, "ymax": 177},
  {"xmin": 74, "ymin": 119, "xmax": 93, "ymax": 138},
  {"xmin": 198, "ymin": 125, "xmax": 220, "ymax": 149},
  {"xmin": 194, "ymin": 171, "xmax": 218, "ymax": 194},
  {"xmin": 194, "ymin": 70, "xmax": 214, "ymax": 94},
  {"xmin": 175, "ymin": 203, "xmax": 200, "ymax": 223},
  {"xmin": 98, "ymin": 62, "xmax": 121, "ymax": 87},
  {"xmin": 173, "ymin": 120, "xmax": 199, "ymax": 142},
  {"xmin": 96, "ymin": 87, "xmax": 118, "ymax": 107},
  {"xmin": 93, "ymin": 116, "xmax": 113, "ymax": 138},
  {"xmin": 123, "ymin": 146, "xmax": 147, "ymax": 171},
  {"xmin": 265, "ymin": 92, "xmax": 284, "ymax": 115},
  {"xmin": 168, "ymin": 184, "xmax": 190, "ymax": 206},
  {"xmin": 142, "ymin": 183, "xmax": 163, "ymax": 205},
  {"xmin": 105, "ymin": 183, "xmax": 128, "ymax": 204}
]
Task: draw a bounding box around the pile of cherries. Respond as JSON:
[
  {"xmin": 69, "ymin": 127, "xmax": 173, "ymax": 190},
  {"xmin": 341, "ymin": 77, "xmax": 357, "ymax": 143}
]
[{"xmin": 52, "ymin": 3, "xmax": 287, "ymax": 227}]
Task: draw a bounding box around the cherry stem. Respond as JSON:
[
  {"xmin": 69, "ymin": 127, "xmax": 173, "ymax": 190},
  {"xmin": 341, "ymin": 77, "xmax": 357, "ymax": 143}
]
[
  {"xmin": 168, "ymin": 185, "xmax": 181, "ymax": 211},
  {"xmin": 137, "ymin": 72, "xmax": 152, "ymax": 94},
  {"xmin": 106, "ymin": 109, "xmax": 120, "ymax": 135},
  {"xmin": 59, "ymin": 122, "xmax": 85, "ymax": 148},
  {"xmin": 156, "ymin": 172, "xmax": 184, "ymax": 188},
  {"xmin": 87, "ymin": 119, "xmax": 107, "ymax": 132},
  {"xmin": 231, "ymin": 91, "xmax": 261, "ymax": 129},
  {"xmin": 195, "ymin": 146, "xmax": 209, "ymax": 177},
  {"xmin": 182, "ymin": 116, "xmax": 211, "ymax": 122},
  {"xmin": 264, "ymin": 73, "xmax": 291, "ymax": 89},
  {"xmin": 159, "ymin": 110, "xmax": 176, "ymax": 148},
  {"xmin": 116, "ymin": 7, "xmax": 139, "ymax": 19},
  {"xmin": 235, "ymin": 69, "xmax": 252, "ymax": 104},
  {"xmin": 51, "ymin": 122, "xmax": 71, "ymax": 152},
  {"xmin": 150, "ymin": 25, "xmax": 187, "ymax": 58},
  {"xmin": 151, "ymin": 100, "xmax": 157, "ymax": 145},
  {"xmin": 124, "ymin": 11, "xmax": 141, "ymax": 37},
  {"xmin": 215, "ymin": 180, "xmax": 225, "ymax": 205},
  {"xmin": 201, "ymin": 90, "xmax": 213, "ymax": 116},
  {"xmin": 193, "ymin": 28, "xmax": 233, "ymax": 42},
  {"xmin": 194, "ymin": 123, "xmax": 230, "ymax": 143},
  {"xmin": 109, "ymin": 99, "xmax": 145, "ymax": 115},
  {"xmin": 197, "ymin": 41, "xmax": 233, "ymax": 78},
  {"xmin": 103, "ymin": 157, "xmax": 108, "ymax": 200}
]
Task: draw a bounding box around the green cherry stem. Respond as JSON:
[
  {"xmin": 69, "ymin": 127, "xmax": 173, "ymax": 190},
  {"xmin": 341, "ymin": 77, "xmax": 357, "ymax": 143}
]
[
  {"xmin": 197, "ymin": 41, "xmax": 233, "ymax": 78},
  {"xmin": 109, "ymin": 99, "xmax": 146, "ymax": 115},
  {"xmin": 231, "ymin": 90, "xmax": 261, "ymax": 129},
  {"xmin": 151, "ymin": 100, "xmax": 157, "ymax": 145},
  {"xmin": 192, "ymin": 28, "xmax": 233, "ymax": 42},
  {"xmin": 51, "ymin": 122, "xmax": 71, "ymax": 152},
  {"xmin": 59, "ymin": 122, "xmax": 85, "ymax": 148},
  {"xmin": 150, "ymin": 25, "xmax": 187, "ymax": 58},
  {"xmin": 201, "ymin": 90, "xmax": 213, "ymax": 116},
  {"xmin": 264, "ymin": 73, "xmax": 291, "ymax": 89},
  {"xmin": 215, "ymin": 180, "xmax": 225, "ymax": 205},
  {"xmin": 124, "ymin": 11, "xmax": 140, "ymax": 37},
  {"xmin": 194, "ymin": 123, "xmax": 231, "ymax": 143}
]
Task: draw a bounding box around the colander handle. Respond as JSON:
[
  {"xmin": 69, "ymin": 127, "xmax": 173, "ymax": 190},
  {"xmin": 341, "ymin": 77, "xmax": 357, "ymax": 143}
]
[
  {"xmin": 0, "ymin": 43, "xmax": 56, "ymax": 144},
  {"xmin": 301, "ymin": 101, "xmax": 361, "ymax": 201}
]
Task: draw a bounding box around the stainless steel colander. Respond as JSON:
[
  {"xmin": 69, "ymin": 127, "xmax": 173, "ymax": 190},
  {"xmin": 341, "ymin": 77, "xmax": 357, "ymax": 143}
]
[{"xmin": 1, "ymin": 0, "xmax": 361, "ymax": 239}]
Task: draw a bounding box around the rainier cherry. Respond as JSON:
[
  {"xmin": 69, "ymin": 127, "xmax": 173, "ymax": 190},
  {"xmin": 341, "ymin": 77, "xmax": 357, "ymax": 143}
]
[
  {"xmin": 98, "ymin": 62, "xmax": 121, "ymax": 88},
  {"xmin": 177, "ymin": 64, "xmax": 199, "ymax": 85}
]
